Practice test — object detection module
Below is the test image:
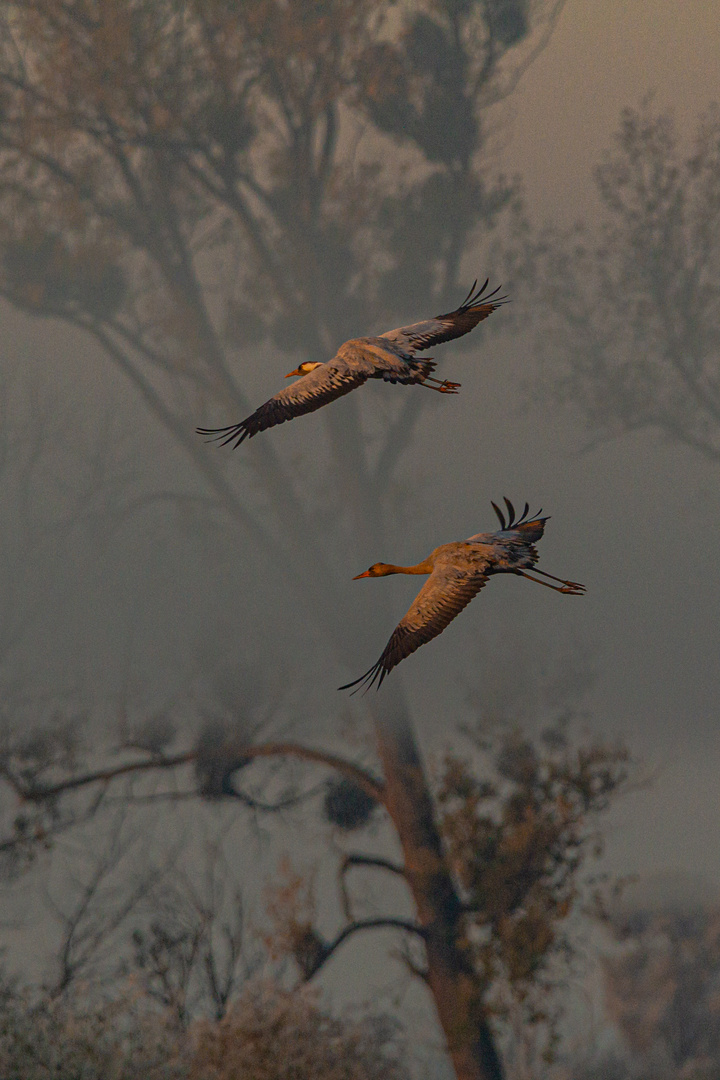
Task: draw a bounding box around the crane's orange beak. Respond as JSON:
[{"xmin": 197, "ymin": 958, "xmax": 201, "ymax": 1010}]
[
  {"xmin": 284, "ymin": 366, "xmax": 303, "ymax": 378},
  {"xmin": 353, "ymin": 570, "xmax": 371, "ymax": 579}
]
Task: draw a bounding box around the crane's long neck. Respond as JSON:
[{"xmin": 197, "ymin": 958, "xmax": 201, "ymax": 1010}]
[
  {"xmin": 355, "ymin": 557, "xmax": 435, "ymax": 580},
  {"xmin": 377, "ymin": 559, "xmax": 434, "ymax": 576}
]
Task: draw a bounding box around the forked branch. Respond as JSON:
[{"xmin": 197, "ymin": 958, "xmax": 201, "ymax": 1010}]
[
  {"xmin": 338, "ymin": 854, "xmax": 407, "ymax": 921},
  {"xmin": 301, "ymin": 917, "xmax": 425, "ymax": 981},
  {"xmin": 1, "ymin": 741, "xmax": 385, "ymax": 806}
]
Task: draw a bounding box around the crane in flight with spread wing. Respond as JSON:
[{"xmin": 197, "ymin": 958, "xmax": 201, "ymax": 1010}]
[
  {"xmin": 197, "ymin": 280, "xmax": 505, "ymax": 448},
  {"xmin": 339, "ymin": 499, "xmax": 585, "ymax": 693}
]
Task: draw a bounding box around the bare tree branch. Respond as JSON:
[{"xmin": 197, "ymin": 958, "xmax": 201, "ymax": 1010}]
[
  {"xmin": 338, "ymin": 853, "xmax": 407, "ymax": 922},
  {"xmin": 303, "ymin": 916, "xmax": 426, "ymax": 981},
  {"xmin": 341, "ymin": 853, "xmax": 405, "ymax": 877},
  {"xmin": 2, "ymin": 740, "xmax": 384, "ymax": 806}
]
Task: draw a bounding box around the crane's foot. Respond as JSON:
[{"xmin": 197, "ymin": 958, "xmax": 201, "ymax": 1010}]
[
  {"xmin": 421, "ymin": 378, "xmax": 461, "ymax": 393},
  {"xmin": 423, "ymin": 375, "xmax": 461, "ymax": 387},
  {"xmin": 558, "ymin": 582, "xmax": 586, "ymax": 594},
  {"xmin": 531, "ymin": 568, "xmax": 586, "ymax": 592},
  {"xmin": 518, "ymin": 570, "xmax": 586, "ymax": 595}
]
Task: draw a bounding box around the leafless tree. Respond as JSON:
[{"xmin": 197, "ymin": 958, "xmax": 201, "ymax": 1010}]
[
  {"xmin": 527, "ymin": 99, "xmax": 720, "ymax": 462},
  {"xmin": 40, "ymin": 807, "xmax": 171, "ymax": 997},
  {"xmin": 128, "ymin": 832, "xmax": 264, "ymax": 1026}
]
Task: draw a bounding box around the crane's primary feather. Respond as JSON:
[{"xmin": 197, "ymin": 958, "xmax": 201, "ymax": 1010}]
[
  {"xmin": 380, "ymin": 278, "xmax": 508, "ymax": 354},
  {"xmin": 339, "ymin": 560, "xmax": 490, "ymax": 694},
  {"xmin": 197, "ymin": 358, "xmax": 370, "ymax": 447}
]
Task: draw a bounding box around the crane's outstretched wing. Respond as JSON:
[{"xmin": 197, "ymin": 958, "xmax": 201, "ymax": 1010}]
[
  {"xmin": 339, "ymin": 562, "xmax": 490, "ymax": 694},
  {"xmin": 197, "ymin": 359, "xmax": 371, "ymax": 448},
  {"xmin": 379, "ymin": 279, "xmax": 507, "ymax": 354}
]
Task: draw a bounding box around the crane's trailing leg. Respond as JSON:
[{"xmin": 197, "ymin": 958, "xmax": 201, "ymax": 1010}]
[
  {"xmin": 423, "ymin": 375, "xmax": 462, "ymax": 388},
  {"xmin": 420, "ymin": 377, "xmax": 461, "ymax": 394},
  {"xmin": 531, "ymin": 567, "xmax": 586, "ymax": 590},
  {"xmin": 516, "ymin": 570, "xmax": 585, "ymax": 595}
]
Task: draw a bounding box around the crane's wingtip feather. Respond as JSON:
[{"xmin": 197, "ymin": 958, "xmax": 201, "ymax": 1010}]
[
  {"xmin": 338, "ymin": 658, "xmax": 388, "ymax": 694},
  {"xmin": 196, "ymin": 423, "xmax": 250, "ymax": 448},
  {"xmin": 460, "ymin": 279, "xmax": 479, "ymax": 307},
  {"xmin": 338, "ymin": 672, "xmax": 370, "ymax": 692},
  {"xmin": 491, "ymin": 500, "xmax": 507, "ymax": 530}
]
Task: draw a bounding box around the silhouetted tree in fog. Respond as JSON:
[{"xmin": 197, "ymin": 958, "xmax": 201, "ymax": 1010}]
[
  {"xmin": 0, "ymin": 710, "xmax": 628, "ymax": 1077},
  {"xmin": 0, "ymin": 0, "xmax": 565, "ymax": 571},
  {"xmin": 603, "ymin": 892, "xmax": 720, "ymax": 1078},
  {"xmin": 565, "ymin": 885, "xmax": 720, "ymax": 1080},
  {"xmin": 0, "ymin": 3, "xmax": 578, "ymax": 1077},
  {"xmin": 528, "ymin": 100, "xmax": 720, "ymax": 462}
]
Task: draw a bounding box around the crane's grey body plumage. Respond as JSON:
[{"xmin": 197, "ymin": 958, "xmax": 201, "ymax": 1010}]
[
  {"xmin": 197, "ymin": 280, "xmax": 506, "ymax": 448},
  {"xmin": 339, "ymin": 500, "xmax": 584, "ymax": 694}
]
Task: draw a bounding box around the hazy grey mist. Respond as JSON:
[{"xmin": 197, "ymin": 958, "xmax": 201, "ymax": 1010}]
[{"xmin": 0, "ymin": 1, "xmax": 719, "ymax": 1073}]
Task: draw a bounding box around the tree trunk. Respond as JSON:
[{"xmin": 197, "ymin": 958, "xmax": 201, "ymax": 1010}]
[{"xmin": 371, "ymin": 685, "xmax": 504, "ymax": 1080}]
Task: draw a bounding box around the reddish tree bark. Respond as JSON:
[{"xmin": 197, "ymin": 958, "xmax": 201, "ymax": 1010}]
[{"xmin": 372, "ymin": 689, "xmax": 503, "ymax": 1080}]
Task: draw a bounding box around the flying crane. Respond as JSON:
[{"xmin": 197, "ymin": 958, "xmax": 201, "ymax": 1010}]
[
  {"xmin": 197, "ymin": 280, "xmax": 505, "ymax": 448},
  {"xmin": 339, "ymin": 499, "xmax": 585, "ymax": 693}
]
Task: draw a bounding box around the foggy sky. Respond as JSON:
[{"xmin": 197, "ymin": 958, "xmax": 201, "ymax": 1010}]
[
  {"xmin": 1, "ymin": 0, "xmax": 720, "ymax": 1011},
  {"xmin": 481, "ymin": 0, "xmax": 720, "ymax": 885},
  {"xmin": 492, "ymin": 0, "xmax": 720, "ymax": 225}
]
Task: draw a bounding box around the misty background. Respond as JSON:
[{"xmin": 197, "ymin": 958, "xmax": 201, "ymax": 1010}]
[{"xmin": 0, "ymin": 0, "xmax": 719, "ymax": 1074}]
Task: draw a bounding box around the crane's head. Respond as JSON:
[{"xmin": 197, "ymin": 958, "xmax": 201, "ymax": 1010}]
[
  {"xmin": 353, "ymin": 563, "xmax": 395, "ymax": 579},
  {"xmin": 285, "ymin": 361, "xmax": 323, "ymax": 378}
]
